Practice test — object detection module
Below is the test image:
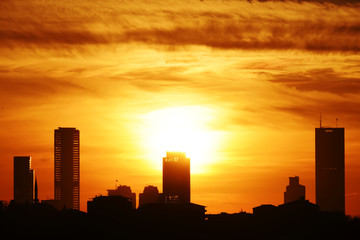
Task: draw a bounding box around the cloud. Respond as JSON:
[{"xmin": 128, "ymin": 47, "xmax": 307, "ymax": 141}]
[
  {"xmin": 0, "ymin": 29, "xmax": 109, "ymax": 46},
  {"xmin": 0, "ymin": 72, "xmax": 92, "ymax": 112},
  {"xmin": 2, "ymin": 18, "xmax": 359, "ymax": 53},
  {"xmin": 268, "ymin": 68, "xmax": 360, "ymax": 94},
  {"xmin": 0, "ymin": 0, "xmax": 359, "ymax": 53},
  {"xmin": 0, "ymin": 74, "xmax": 89, "ymax": 97},
  {"xmin": 122, "ymin": 20, "xmax": 360, "ymax": 52},
  {"xmin": 269, "ymin": 87, "xmax": 360, "ymax": 128},
  {"xmin": 256, "ymin": 0, "xmax": 360, "ymax": 5}
]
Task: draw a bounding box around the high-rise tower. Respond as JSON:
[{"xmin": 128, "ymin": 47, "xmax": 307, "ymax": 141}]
[
  {"xmin": 13, "ymin": 156, "xmax": 34, "ymax": 204},
  {"xmin": 54, "ymin": 127, "xmax": 80, "ymax": 210},
  {"xmin": 162, "ymin": 152, "xmax": 190, "ymax": 204},
  {"xmin": 315, "ymin": 127, "xmax": 345, "ymax": 214}
]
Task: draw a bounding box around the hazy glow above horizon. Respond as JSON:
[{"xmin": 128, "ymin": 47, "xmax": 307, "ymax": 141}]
[{"xmin": 140, "ymin": 106, "xmax": 221, "ymax": 173}]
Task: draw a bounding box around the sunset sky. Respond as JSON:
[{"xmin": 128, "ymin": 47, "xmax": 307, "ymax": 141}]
[{"xmin": 0, "ymin": 0, "xmax": 360, "ymax": 216}]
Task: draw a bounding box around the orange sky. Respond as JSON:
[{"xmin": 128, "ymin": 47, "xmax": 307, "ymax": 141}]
[{"xmin": 0, "ymin": 0, "xmax": 360, "ymax": 216}]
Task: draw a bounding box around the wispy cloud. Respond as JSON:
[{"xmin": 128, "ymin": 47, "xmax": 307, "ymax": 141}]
[
  {"xmin": 257, "ymin": 0, "xmax": 360, "ymax": 5},
  {"xmin": 122, "ymin": 20, "xmax": 360, "ymax": 52},
  {"xmin": 269, "ymin": 68, "xmax": 360, "ymax": 94},
  {"xmin": 0, "ymin": 0, "xmax": 359, "ymax": 52}
]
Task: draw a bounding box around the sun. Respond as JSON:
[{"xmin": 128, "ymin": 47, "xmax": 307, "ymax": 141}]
[{"xmin": 140, "ymin": 106, "xmax": 220, "ymax": 173}]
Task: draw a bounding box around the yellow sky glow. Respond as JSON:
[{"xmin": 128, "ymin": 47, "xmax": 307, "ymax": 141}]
[
  {"xmin": 139, "ymin": 106, "xmax": 221, "ymax": 173},
  {"xmin": 0, "ymin": 0, "xmax": 360, "ymax": 216}
]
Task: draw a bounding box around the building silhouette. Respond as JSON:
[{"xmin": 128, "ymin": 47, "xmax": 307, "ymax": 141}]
[
  {"xmin": 34, "ymin": 177, "xmax": 39, "ymax": 204},
  {"xmin": 107, "ymin": 185, "xmax": 136, "ymax": 209},
  {"xmin": 315, "ymin": 127, "xmax": 345, "ymax": 214},
  {"xmin": 54, "ymin": 127, "xmax": 80, "ymax": 210},
  {"xmin": 163, "ymin": 152, "xmax": 190, "ymax": 204},
  {"xmin": 252, "ymin": 204, "xmax": 277, "ymax": 217},
  {"xmin": 87, "ymin": 195, "xmax": 133, "ymax": 218},
  {"xmin": 253, "ymin": 200, "xmax": 319, "ymax": 218},
  {"xmin": 284, "ymin": 176, "xmax": 305, "ymax": 204},
  {"xmin": 139, "ymin": 185, "xmax": 163, "ymax": 207},
  {"xmin": 41, "ymin": 199, "xmax": 62, "ymax": 210},
  {"xmin": 13, "ymin": 156, "xmax": 34, "ymax": 204},
  {"xmin": 278, "ymin": 199, "xmax": 319, "ymax": 217},
  {"xmin": 138, "ymin": 202, "xmax": 206, "ymax": 224}
]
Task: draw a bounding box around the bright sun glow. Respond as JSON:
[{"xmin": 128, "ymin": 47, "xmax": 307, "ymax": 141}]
[{"xmin": 141, "ymin": 106, "xmax": 220, "ymax": 173}]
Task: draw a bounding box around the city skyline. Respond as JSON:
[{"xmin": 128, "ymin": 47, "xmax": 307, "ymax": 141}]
[
  {"xmin": 3, "ymin": 124, "xmax": 349, "ymax": 215},
  {"xmin": 1, "ymin": 110, "xmax": 359, "ymax": 215},
  {"xmin": 0, "ymin": 0, "xmax": 360, "ymax": 216}
]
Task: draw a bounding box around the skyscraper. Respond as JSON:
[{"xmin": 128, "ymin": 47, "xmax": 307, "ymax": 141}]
[
  {"xmin": 315, "ymin": 127, "xmax": 345, "ymax": 214},
  {"xmin": 284, "ymin": 176, "xmax": 305, "ymax": 204},
  {"xmin": 163, "ymin": 152, "xmax": 190, "ymax": 204},
  {"xmin": 54, "ymin": 127, "xmax": 80, "ymax": 210},
  {"xmin": 13, "ymin": 156, "xmax": 34, "ymax": 204}
]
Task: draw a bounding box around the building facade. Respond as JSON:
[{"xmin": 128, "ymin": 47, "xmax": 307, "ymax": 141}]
[
  {"xmin": 13, "ymin": 156, "xmax": 34, "ymax": 204},
  {"xmin": 315, "ymin": 127, "xmax": 345, "ymax": 214},
  {"xmin": 284, "ymin": 176, "xmax": 305, "ymax": 204},
  {"xmin": 54, "ymin": 127, "xmax": 80, "ymax": 210},
  {"xmin": 163, "ymin": 152, "xmax": 190, "ymax": 204}
]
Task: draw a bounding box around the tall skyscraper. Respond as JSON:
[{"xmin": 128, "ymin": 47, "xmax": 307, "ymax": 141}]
[
  {"xmin": 315, "ymin": 127, "xmax": 345, "ymax": 214},
  {"xmin": 54, "ymin": 127, "xmax": 80, "ymax": 210},
  {"xmin": 13, "ymin": 156, "xmax": 34, "ymax": 204},
  {"xmin": 284, "ymin": 176, "xmax": 305, "ymax": 204},
  {"xmin": 163, "ymin": 152, "xmax": 190, "ymax": 204}
]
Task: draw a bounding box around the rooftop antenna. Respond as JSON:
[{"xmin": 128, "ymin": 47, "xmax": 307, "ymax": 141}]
[
  {"xmin": 336, "ymin": 118, "xmax": 338, "ymax": 128},
  {"xmin": 320, "ymin": 113, "xmax": 322, "ymax": 128}
]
